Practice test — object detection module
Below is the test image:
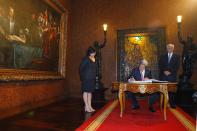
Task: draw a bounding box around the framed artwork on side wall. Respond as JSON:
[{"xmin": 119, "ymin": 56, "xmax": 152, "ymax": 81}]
[{"xmin": 0, "ymin": 0, "xmax": 67, "ymax": 81}]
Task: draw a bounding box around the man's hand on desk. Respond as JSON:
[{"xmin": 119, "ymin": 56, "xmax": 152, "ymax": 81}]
[
  {"xmin": 144, "ymin": 77, "xmax": 150, "ymax": 81},
  {"xmin": 128, "ymin": 78, "xmax": 135, "ymax": 83},
  {"xmin": 164, "ymin": 71, "xmax": 171, "ymax": 76}
]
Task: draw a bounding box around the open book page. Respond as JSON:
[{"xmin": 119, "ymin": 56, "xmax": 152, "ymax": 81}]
[
  {"xmin": 149, "ymin": 79, "xmax": 168, "ymax": 83},
  {"xmin": 128, "ymin": 80, "xmax": 152, "ymax": 83},
  {"xmin": 128, "ymin": 79, "xmax": 168, "ymax": 83}
]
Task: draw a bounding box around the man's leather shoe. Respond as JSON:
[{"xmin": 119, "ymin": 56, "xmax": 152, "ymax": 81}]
[
  {"xmin": 132, "ymin": 105, "xmax": 140, "ymax": 110},
  {"xmin": 149, "ymin": 106, "xmax": 156, "ymax": 112}
]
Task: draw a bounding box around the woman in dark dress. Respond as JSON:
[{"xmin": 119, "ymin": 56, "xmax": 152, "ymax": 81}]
[{"xmin": 79, "ymin": 47, "xmax": 97, "ymax": 112}]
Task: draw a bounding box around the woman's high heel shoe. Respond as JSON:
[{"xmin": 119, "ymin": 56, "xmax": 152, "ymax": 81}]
[{"xmin": 90, "ymin": 107, "xmax": 95, "ymax": 112}]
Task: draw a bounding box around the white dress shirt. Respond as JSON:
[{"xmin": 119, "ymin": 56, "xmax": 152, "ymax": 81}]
[
  {"xmin": 140, "ymin": 70, "xmax": 145, "ymax": 81},
  {"xmin": 168, "ymin": 53, "xmax": 173, "ymax": 63}
]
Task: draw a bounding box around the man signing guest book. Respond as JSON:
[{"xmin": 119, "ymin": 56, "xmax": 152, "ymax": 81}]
[{"xmin": 127, "ymin": 59, "xmax": 158, "ymax": 112}]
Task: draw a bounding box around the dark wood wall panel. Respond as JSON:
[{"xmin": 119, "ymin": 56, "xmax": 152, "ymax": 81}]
[{"xmin": 0, "ymin": 81, "xmax": 66, "ymax": 119}]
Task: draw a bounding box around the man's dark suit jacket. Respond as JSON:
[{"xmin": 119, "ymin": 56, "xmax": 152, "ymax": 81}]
[
  {"xmin": 159, "ymin": 53, "xmax": 180, "ymax": 82},
  {"xmin": 129, "ymin": 67, "xmax": 152, "ymax": 80},
  {"xmin": 128, "ymin": 67, "xmax": 158, "ymax": 107}
]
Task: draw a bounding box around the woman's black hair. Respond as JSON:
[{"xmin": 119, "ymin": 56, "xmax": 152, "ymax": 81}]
[{"xmin": 86, "ymin": 46, "xmax": 96, "ymax": 56}]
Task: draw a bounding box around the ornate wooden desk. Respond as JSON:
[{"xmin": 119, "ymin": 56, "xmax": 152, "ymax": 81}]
[{"xmin": 112, "ymin": 82, "xmax": 177, "ymax": 120}]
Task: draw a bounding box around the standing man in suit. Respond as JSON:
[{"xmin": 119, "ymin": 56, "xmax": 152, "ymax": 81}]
[
  {"xmin": 159, "ymin": 43, "xmax": 180, "ymax": 108},
  {"xmin": 128, "ymin": 59, "xmax": 158, "ymax": 112}
]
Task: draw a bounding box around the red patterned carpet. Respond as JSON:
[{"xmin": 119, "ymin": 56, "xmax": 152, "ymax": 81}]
[{"xmin": 76, "ymin": 100, "xmax": 196, "ymax": 131}]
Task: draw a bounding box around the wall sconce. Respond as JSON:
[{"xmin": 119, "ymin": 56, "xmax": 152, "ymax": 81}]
[
  {"xmin": 177, "ymin": 15, "xmax": 182, "ymax": 23},
  {"xmin": 103, "ymin": 24, "xmax": 107, "ymax": 42},
  {"xmin": 103, "ymin": 24, "xmax": 108, "ymax": 31},
  {"xmin": 176, "ymin": 15, "xmax": 197, "ymax": 107},
  {"xmin": 93, "ymin": 24, "xmax": 108, "ymax": 101},
  {"xmin": 177, "ymin": 15, "xmax": 182, "ymax": 32},
  {"xmin": 177, "ymin": 15, "xmax": 197, "ymax": 86}
]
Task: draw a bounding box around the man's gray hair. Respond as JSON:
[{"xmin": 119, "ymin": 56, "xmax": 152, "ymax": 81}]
[
  {"xmin": 167, "ymin": 43, "xmax": 175, "ymax": 48},
  {"xmin": 140, "ymin": 59, "xmax": 148, "ymax": 66}
]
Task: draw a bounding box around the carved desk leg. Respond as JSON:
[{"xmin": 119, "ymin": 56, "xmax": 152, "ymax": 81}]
[
  {"xmin": 123, "ymin": 90, "xmax": 126, "ymax": 112},
  {"xmin": 118, "ymin": 84, "xmax": 124, "ymax": 117},
  {"xmin": 160, "ymin": 85, "xmax": 169, "ymax": 120},
  {"xmin": 160, "ymin": 93, "xmax": 163, "ymax": 111}
]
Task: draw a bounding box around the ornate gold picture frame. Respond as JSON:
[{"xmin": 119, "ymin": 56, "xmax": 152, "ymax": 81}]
[{"xmin": 0, "ymin": 0, "xmax": 67, "ymax": 81}]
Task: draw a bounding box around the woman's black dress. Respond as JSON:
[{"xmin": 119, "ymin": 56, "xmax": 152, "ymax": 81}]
[{"xmin": 79, "ymin": 57, "xmax": 97, "ymax": 92}]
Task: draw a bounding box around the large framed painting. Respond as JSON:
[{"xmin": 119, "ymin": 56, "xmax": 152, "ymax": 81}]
[
  {"xmin": 117, "ymin": 27, "xmax": 166, "ymax": 82},
  {"xmin": 0, "ymin": 0, "xmax": 67, "ymax": 81}
]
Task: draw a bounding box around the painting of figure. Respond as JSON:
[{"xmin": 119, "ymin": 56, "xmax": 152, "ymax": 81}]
[
  {"xmin": 0, "ymin": 0, "xmax": 61, "ymax": 71},
  {"xmin": 124, "ymin": 34, "xmax": 159, "ymax": 79}
]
